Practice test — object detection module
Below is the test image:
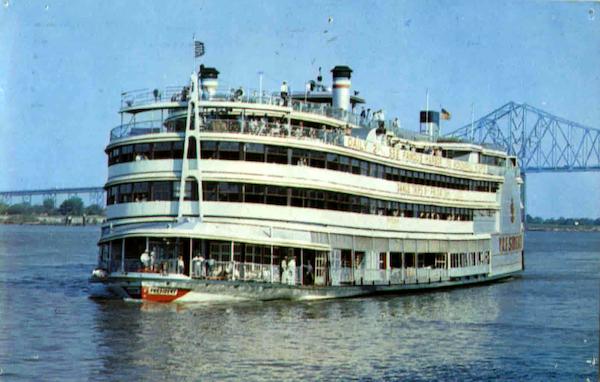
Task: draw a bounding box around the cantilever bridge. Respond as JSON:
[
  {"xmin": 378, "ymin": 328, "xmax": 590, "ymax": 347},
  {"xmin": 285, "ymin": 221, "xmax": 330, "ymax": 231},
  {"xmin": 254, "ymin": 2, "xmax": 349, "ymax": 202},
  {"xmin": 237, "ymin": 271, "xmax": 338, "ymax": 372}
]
[
  {"xmin": 446, "ymin": 102, "xmax": 600, "ymax": 173},
  {"xmin": 1, "ymin": 102, "xmax": 598, "ymax": 208}
]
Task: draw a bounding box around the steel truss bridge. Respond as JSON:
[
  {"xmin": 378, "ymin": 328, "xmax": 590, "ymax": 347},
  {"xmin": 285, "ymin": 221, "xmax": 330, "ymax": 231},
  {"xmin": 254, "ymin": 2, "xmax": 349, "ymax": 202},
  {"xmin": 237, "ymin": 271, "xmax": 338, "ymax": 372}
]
[
  {"xmin": 0, "ymin": 187, "xmax": 105, "ymax": 206},
  {"xmin": 446, "ymin": 102, "xmax": 600, "ymax": 173}
]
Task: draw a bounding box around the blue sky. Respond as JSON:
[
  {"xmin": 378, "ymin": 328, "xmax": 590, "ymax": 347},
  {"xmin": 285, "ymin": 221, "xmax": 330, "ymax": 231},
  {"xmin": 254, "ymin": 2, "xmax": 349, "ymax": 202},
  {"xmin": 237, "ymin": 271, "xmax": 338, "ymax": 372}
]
[{"xmin": 1, "ymin": 0, "xmax": 599, "ymax": 218}]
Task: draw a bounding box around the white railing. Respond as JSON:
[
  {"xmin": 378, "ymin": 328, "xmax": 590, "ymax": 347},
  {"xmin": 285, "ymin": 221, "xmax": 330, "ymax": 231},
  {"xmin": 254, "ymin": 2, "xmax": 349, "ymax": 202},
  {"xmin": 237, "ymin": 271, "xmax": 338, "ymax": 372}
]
[{"xmin": 118, "ymin": 85, "xmax": 431, "ymax": 141}]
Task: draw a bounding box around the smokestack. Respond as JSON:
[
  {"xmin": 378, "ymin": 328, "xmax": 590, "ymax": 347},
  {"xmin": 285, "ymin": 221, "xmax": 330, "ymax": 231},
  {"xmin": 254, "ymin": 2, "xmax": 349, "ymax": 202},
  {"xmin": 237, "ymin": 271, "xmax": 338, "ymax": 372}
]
[
  {"xmin": 199, "ymin": 65, "xmax": 219, "ymax": 100},
  {"xmin": 331, "ymin": 65, "xmax": 352, "ymax": 111},
  {"xmin": 420, "ymin": 111, "xmax": 440, "ymax": 141}
]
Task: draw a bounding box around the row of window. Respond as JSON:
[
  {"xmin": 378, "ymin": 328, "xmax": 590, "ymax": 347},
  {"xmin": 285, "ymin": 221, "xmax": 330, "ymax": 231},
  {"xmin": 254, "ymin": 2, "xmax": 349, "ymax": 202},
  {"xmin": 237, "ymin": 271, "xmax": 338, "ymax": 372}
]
[
  {"xmin": 108, "ymin": 139, "xmax": 499, "ymax": 192},
  {"xmin": 106, "ymin": 180, "xmax": 198, "ymax": 205},
  {"xmin": 450, "ymin": 252, "xmax": 489, "ymax": 268},
  {"xmin": 106, "ymin": 179, "xmax": 477, "ymax": 221}
]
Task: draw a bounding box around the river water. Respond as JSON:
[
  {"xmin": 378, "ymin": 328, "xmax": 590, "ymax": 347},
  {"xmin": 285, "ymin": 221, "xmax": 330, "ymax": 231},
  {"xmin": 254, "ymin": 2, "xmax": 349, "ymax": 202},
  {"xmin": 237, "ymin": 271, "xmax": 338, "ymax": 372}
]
[{"xmin": 0, "ymin": 225, "xmax": 598, "ymax": 381}]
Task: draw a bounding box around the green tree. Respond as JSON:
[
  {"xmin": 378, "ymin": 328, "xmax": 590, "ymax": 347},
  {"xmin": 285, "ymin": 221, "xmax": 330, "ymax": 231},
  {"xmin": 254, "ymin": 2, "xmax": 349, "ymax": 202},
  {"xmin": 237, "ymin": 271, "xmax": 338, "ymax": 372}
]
[
  {"xmin": 0, "ymin": 201, "xmax": 8, "ymax": 214},
  {"xmin": 42, "ymin": 198, "xmax": 57, "ymax": 214},
  {"xmin": 59, "ymin": 197, "xmax": 84, "ymax": 216},
  {"xmin": 85, "ymin": 204, "xmax": 105, "ymax": 216},
  {"xmin": 6, "ymin": 202, "xmax": 32, "ymax": 215}
]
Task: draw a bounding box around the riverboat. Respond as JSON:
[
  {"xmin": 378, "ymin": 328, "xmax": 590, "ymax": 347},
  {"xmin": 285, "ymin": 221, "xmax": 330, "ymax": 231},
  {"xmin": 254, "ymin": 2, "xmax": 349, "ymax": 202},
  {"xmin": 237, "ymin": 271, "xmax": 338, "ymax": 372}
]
[{"xmin": 90, "ymin": 60, "xmax": 524, "ymax": 302}]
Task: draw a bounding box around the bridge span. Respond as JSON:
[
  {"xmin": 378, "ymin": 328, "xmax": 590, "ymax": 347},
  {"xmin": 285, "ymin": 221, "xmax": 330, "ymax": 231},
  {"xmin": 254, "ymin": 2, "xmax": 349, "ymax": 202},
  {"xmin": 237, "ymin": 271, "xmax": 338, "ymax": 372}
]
[{"xmin": 0, "ymin": 187, "xmax": 105, "ymax": 206}]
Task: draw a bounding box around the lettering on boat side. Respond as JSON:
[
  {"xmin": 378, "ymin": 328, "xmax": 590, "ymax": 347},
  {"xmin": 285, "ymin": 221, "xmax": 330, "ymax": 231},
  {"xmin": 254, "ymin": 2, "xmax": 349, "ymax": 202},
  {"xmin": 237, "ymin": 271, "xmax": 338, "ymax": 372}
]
[
  {"xmin": 148, "ymin": 287, "xmax": 178, "ymax": 296},
  {"xmin": 499, "ymin": 235, "xmax": 523, "ymax": 253},
  {"xmin": 343, "ymin": 136, "xmax": 488, "ymax": 174},
  {"xmin": 397, "ymin": 182, "xmax": 450, "ymax": 199}
]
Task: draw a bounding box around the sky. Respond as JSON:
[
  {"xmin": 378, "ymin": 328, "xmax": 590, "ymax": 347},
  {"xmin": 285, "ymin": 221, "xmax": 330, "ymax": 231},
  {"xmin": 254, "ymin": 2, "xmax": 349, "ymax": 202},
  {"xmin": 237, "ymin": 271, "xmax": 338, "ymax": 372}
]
[{"xmin": 0, "ymin": 0, "xmax": 599, "ymax": 218}]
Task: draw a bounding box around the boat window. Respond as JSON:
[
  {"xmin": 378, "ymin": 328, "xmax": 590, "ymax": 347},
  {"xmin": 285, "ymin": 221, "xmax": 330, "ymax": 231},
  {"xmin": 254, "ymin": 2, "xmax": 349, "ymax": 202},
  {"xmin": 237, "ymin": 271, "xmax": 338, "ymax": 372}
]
[
  {"xmin": 309, "ymin": 151, "xmax": 326, "ymax": 168},
  {"xmin": 201, "ymin": 141, "xmax": 217, "ymax": 159},
  {"xmin": 351, "ymin": 158, "xmax": 361, "ymax": 174},
  {"xmin": 266, "ymin": 145, "xmax": 288, "ymax": 164},
  {"xmin": 121, "ymin": 145, "xmax": 134, "ymax": 162},
  {"xmin": 202, "ymin": 182, "xmax": 218, "ymax": 201},
  {"xmin": 172, "ymin": 141, "xmax": 184, "ymax": 159},
  {"xmin": 219, "ymin": 142, "xmax": 241, "ymax": 161},
  {"xmin": 245, "ymin": 143, "xmax": 265, "ymax": 162},
  {"xmin": 218, "ymin": 183, "xmax": 241, "ymax": 202},
  {"xmin": 109, "ymin": 147, "xmax": 121, "ymax": 165},
  {"xmin": 290, "ymin": 188, "xmax": 305, "ymax": 207},
  {"xmin": 151, "ymin": 181, "xmax": 171, "ymax": 201},
  {"xmin": 338, "ymin": 155, "xmax": 350, "ymax": 172},
  {"xmin": 266, "ymin": 185, "xmax": 288, "ymax": 205},
  {"xmin": 118, "ymin": 183, "xmax": 132, "ymax": 203},
  {"xmin": 132, "ymin": 182, "xmax": 149, "ymax": 202},
  {"xmin": 390, "ymin": 252, "xmax": 401, "ymax": 268},
  {"xmin": 153, "ymin": 142, "xmax": 172, "ymax": 160},
  {"xmin": 244, "ymin": 183, "xmax": 265, "ymax": 204},
  {"xmin": 360, "ymin": 160, "xmax": 368, "ymax": 176},
  {"xmin": 326, "ymin": 153, "xmax": 339, "ymax": 171}
]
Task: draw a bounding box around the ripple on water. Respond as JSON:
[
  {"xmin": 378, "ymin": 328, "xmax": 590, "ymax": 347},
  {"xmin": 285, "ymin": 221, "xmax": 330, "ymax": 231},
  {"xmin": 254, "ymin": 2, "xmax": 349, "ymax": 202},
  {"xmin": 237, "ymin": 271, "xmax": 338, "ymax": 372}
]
[{"xmin": 0, "ymin": 227, "xmax": 598, "ymax": 381}]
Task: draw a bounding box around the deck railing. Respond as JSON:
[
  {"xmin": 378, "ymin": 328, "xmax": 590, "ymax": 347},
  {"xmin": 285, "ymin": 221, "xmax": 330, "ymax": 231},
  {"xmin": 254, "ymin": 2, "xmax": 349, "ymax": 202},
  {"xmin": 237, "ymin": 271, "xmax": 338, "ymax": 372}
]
[
  {"xmin": 111, "ymin": 258, "xmax": 476, "ymax": 286},
  {"xmin": 110, "ymin": 118, "xmax": 347, "ymax": 145},
  {"xmin": 118, "ymin": 85, "xmax": 431, "ymax": 141}
]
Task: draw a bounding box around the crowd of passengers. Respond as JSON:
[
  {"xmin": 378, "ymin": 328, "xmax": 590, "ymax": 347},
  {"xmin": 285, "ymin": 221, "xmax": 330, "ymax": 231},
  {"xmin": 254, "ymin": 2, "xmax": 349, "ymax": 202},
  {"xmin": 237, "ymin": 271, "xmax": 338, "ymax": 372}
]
[{"xmin": 134, "ymin": 247, "xmax": 309, "ymax": 285}]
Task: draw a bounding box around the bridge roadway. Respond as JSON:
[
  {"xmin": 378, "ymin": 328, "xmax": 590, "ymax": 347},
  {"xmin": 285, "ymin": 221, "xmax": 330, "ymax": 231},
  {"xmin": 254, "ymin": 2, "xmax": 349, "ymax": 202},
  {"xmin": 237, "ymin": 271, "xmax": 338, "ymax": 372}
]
[{"xmin": 0, "ymin": 187, "xmax": 105, "ymax": 206}]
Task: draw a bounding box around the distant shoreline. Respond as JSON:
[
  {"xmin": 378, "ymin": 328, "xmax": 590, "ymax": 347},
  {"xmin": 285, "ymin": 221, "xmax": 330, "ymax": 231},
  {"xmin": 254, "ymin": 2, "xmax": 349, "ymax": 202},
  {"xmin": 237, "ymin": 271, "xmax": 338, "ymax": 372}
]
[
  {"xmin": 0, "ymin": 214, "xmax": 105, "ymax": 226},
  {"xmin": 526, "ymin": 224, "xmax": 600, "ymax": 232}
]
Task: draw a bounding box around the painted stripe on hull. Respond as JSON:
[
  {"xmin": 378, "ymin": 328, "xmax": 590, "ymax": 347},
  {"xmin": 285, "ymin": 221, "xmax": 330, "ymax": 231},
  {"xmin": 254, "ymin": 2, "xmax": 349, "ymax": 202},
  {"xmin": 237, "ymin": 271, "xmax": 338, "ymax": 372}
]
[{"xmin": 141, "ymin": 286, "xmax": 190, "ymax": 303}]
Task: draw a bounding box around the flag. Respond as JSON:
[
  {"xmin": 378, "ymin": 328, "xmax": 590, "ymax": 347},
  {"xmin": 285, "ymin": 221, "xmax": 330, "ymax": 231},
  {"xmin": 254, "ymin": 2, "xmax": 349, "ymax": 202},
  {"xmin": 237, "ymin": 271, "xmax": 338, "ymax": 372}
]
[
  {"xmin": 194, "ymin": 41, "xmax": 205, "ymax": 58},
  {"xmin": 441, "ymin": 108, "xmax": 451, "ymax": 120}
]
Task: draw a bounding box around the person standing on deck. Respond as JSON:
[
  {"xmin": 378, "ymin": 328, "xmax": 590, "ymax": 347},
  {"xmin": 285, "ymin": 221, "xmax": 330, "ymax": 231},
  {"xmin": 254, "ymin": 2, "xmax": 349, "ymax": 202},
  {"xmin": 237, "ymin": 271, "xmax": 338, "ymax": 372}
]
[
  {"xmin": 280, "ymin": 81, "xmax": 289, "ymax": 106},
  {"xmin": 287, "ymin": 256, "xmax": 296, "ymax": 286},
  {"xmin": 280, "ymin": 256, "xmax": 288, "ymax": 284},
  {"xmin": 140, "ymin": 250, "xmax": 150, "ymax": 271},
  {"xmin": 177, "ymin": 255, "xmax": 185, "ymax": 274},
  {"xmin": 149, "ymin": 250, "xmax": 156, "ymax": 272}
]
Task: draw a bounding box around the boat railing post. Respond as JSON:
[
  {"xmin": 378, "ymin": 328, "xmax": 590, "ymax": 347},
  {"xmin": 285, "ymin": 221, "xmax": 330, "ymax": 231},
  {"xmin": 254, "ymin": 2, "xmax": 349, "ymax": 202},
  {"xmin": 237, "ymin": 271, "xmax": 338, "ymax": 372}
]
[
  {"xmin": 351, "ymin": 236, "xmax": 355, "ymax": 285},
  {"xmin": 230, "ymin": 240, "xmax": 235, "ymax": 281},
  {"xmin": 401, "ymin": 252, "xmax": 405, "ymax": 284},
  {"xmin": 121, "ymin": 238, "xmax": 125, "ymax": 272},
  {"xmin": 189, "ymin": 237, "xmax": 193, "ymax": 278},
  {"xmin": 386, "ymin": 251, "xmax": 391, "ymax": 284},
  {"xmin": 300, "ymin": 248, "xmax": 304, "ymax": 286},
  {"xmin": 270, "ymin": 245, "xmax": 274, "ymax": 283}
]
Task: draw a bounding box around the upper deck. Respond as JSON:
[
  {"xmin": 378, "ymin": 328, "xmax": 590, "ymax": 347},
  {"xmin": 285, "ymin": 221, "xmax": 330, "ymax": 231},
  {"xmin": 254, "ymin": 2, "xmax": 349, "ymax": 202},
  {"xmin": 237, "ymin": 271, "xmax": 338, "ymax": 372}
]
[{"xmin": 117, "ymin": 86, "xmax": 432, "ymax": 140}]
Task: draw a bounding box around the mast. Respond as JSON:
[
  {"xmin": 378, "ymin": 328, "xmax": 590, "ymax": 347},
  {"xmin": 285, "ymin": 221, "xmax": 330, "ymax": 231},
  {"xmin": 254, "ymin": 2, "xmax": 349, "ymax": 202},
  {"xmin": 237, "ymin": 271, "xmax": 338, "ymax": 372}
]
[{"xmin": 177, "ymin": 40, "xmax": 204, "ymax": 221}]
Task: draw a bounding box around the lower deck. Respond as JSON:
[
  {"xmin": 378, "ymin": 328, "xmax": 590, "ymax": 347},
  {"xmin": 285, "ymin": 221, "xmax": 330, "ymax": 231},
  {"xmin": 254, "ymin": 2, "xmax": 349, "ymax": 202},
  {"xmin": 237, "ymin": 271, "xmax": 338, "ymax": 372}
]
[{"xmin": 93, "ymin": 233, "xmax": 524, "ymax": 302}]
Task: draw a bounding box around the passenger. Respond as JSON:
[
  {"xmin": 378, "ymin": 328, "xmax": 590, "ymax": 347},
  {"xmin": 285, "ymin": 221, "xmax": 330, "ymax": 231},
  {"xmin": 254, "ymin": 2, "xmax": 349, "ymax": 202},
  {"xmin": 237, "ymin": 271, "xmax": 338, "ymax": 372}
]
[
  {"xmin": 280, "ymin": 256, "xmax": 288, "ymax": 284},
  {"xmin": 177, "ymin": 255, "xmax": 185, "ymax": 274},
  {"xmin": 305, "ymin": 261, "xmax": 314, "ymax": 285},
  {"xmin": 140, "ymin": 250, "xmax": 150, "ymax": 271},
  {"xmin": 280, "ymin": 81, "xmax": 289, "ymax": 106},
  {"xmin": 149, "ymin": 250, "xmax": 156, "ymax": 271},
  {"xmin": 287, "ymin": 256, "xmax": 296, "ymax": 285}
]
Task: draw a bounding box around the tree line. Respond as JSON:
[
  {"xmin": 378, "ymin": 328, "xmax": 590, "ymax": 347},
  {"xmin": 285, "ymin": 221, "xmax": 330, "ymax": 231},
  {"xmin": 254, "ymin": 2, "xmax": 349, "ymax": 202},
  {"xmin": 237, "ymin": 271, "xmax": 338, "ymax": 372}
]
[
  {"xmin": 526, "ymin": 214, "xmax": 600, "ymax": 226},
  {"xmin": 0, "ymin": 197, "xmax": 104, "ymax": 216}
]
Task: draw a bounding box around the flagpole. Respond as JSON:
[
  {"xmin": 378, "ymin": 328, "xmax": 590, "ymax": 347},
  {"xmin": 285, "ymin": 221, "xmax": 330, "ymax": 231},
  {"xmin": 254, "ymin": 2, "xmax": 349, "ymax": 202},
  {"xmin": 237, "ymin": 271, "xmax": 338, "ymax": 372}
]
[{"xmin": 425, "ymin": 88, "xmax": 430, "ymax": 136}]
